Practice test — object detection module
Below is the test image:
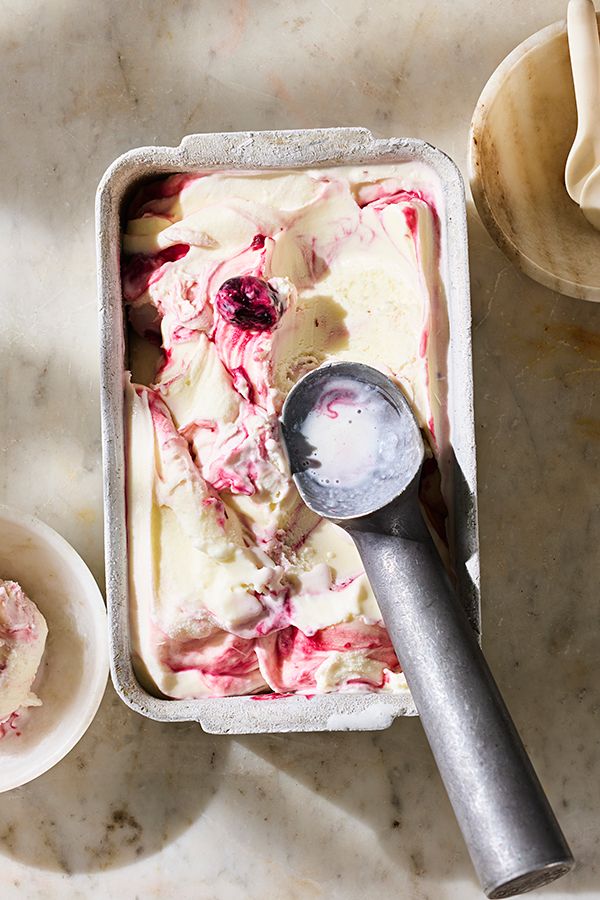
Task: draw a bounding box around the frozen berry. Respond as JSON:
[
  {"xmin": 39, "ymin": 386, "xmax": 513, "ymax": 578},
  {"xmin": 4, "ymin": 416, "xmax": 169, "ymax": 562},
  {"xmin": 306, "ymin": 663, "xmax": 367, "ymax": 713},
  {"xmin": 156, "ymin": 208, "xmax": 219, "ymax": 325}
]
[
  {"xmin": 251, "ymin": 233, "xmax": 266, "ymax": 249},
  {"xmin": 215, "ymin": 276, "xmax": 283, "ymax": 331}
]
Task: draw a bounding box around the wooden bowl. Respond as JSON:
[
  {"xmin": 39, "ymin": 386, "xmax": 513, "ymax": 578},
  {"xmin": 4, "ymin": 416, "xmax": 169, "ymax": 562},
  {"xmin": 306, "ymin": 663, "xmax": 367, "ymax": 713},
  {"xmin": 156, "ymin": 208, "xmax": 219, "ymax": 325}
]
[{"xmin": 469, "ymin": 15, "xmax": 600, "ymax": 302}]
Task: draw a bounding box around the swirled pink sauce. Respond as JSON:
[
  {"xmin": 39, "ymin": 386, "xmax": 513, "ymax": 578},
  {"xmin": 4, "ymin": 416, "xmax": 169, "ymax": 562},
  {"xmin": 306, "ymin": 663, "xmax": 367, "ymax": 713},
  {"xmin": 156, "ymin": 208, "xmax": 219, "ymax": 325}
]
[
  {"xmin": 0, "ymin": 711, "xmax": 21, "ymax": 739},
  {"xmin": 123, "ymin": 164, "xmax": 447, "ymax": 699}
]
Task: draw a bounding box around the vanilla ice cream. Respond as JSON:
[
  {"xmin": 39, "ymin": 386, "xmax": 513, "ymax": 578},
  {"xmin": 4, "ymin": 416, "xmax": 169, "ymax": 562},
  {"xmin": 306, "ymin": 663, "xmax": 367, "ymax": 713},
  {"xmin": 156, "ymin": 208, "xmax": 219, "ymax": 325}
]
[
  {"xmin": 0, "ymin": 579, "xmax": 48, "ymax": 736},
  {"xmin": 122, "ymin": 164, "xmax": 448, "ymax": 699}
]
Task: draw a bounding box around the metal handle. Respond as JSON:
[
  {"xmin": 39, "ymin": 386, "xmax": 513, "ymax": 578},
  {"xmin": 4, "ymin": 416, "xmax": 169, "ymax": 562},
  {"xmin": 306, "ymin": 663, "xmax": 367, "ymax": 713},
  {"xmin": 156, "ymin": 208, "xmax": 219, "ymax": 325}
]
[{"xmin": 349, "ymin": 525, "xmax": 574, "ymax": 898}]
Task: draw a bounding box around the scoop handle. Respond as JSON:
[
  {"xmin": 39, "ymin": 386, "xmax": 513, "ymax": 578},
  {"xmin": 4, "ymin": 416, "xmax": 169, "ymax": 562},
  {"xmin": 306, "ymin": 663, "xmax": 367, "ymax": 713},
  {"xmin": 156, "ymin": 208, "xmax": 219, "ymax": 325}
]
[
  {"xmin": 568, "ymin": 0, "xmax": 600, "ymax": 133},
  {"xmin": 349, "ymin": 525, "xmax": 574, "ymax": 899}
]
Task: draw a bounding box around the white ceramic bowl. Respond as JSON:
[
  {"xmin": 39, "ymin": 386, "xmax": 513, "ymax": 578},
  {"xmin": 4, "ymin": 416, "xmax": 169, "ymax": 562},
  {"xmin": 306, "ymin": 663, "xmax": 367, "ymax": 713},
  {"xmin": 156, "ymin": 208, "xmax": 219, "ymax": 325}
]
[
  {"xmin": 469, "ymin": 14, "xmax": 600, "ymax": 301},
  {"xmin": 0, "ymin": 506, "xmax": 108, "ymax": 792}
]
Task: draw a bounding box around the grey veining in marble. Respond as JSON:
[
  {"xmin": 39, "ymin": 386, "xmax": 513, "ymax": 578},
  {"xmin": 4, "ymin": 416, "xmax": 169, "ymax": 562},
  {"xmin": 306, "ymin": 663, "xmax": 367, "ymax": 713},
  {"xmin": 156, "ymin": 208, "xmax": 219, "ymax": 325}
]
[{"xmin": 0, "ymin": 1, "xmax": 599, "ymax": 898}]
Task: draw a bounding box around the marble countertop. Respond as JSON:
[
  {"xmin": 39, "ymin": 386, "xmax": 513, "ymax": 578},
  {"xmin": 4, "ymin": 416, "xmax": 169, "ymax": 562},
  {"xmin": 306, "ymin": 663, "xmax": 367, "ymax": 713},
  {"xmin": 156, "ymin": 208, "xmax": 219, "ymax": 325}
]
[{"xmin": 1, "ymin": 1, "xmax": 599, "ymax": 897}]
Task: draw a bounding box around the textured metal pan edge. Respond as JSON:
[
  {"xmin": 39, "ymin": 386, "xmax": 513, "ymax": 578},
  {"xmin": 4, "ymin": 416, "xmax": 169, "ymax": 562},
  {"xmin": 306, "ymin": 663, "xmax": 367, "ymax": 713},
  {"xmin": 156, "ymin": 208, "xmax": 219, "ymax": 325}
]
[{"xmin": 97, "ymin": 126, "xmax": 479, "ymax": 735}]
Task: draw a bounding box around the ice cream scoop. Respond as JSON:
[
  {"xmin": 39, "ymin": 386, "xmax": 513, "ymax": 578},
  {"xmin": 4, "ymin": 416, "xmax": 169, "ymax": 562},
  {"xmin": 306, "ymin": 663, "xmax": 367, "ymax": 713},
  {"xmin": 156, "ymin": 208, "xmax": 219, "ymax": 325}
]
[
  {"xmin": 281, "ymin": 361, "xmax": 574, "ymax": 899},
  {"xmin": 565, "ymin": 0, "xmax": 600, "ymax": 228}
]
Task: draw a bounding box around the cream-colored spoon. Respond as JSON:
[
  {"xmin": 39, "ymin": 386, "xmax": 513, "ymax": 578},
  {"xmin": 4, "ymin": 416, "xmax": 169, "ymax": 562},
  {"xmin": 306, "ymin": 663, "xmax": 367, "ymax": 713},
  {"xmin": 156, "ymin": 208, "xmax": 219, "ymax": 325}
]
[
  {"xmin": 565, "ymin": 0, "xmax": 600, "ymax": 227},
  {"xmin": 580, "ymin": 156, "xmax": 600, "ymax": 226}
]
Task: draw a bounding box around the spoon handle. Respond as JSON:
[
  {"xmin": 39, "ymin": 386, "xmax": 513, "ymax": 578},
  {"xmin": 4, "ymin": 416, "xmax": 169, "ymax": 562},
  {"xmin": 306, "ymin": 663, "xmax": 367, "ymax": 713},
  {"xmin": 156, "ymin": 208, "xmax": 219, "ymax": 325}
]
[
  {"xmin": 350, "ymin": 526, "xmax": 574, "ymax": 898},
  {"xmin": 568, "ymin": 0, "xmax": 600, "ymax": 133}
]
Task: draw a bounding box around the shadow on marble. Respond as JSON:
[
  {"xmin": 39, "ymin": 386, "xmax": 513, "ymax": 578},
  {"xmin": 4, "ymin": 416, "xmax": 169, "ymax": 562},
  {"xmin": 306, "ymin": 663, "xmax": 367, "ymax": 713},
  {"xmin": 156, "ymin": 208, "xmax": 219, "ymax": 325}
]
[
  {"xmin": 0, "ymin": 688, "xmax": 228, "ymax": 874},
  {"xmin": 0, "ymin": 339, "xmax": 105, "ymax": 592},
  {"xmin": 0, "ymin": 0, "xmax": 557, "ymax": 221},
  {"xmin": 236, "ymin": 721, "xmax": 478, "ymax": 895},
  {"xmin": 468, "ymin": 203, "xmax": 600, "ymax": 893}
]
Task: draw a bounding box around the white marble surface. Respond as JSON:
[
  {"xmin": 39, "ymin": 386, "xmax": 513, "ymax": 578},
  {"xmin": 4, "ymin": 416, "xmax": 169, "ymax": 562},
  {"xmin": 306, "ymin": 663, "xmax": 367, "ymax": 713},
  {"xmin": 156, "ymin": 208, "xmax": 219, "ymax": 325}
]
[{"xmin": 1, "ymin": 1, "xmax": 599, "ymax": 897}]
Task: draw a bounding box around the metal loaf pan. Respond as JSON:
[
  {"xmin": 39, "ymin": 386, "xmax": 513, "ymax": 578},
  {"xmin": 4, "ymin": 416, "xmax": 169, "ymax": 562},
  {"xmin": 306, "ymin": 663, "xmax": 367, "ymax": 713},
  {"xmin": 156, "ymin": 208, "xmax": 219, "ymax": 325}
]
[{"xmin": 97, "ymin": 127, "xmax": 479, "ymax": 734}]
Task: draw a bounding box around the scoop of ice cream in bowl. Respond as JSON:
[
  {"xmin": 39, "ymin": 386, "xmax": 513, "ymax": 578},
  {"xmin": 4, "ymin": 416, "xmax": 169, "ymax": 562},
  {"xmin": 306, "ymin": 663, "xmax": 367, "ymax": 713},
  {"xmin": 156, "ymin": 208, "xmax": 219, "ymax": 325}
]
[
  {"xmin": 0, "ymin": 579, "xmax": 48, "ymax": 732},
  {"xmin": 0, "ymin": 505, "xmax": 108, "ymax": 792}
]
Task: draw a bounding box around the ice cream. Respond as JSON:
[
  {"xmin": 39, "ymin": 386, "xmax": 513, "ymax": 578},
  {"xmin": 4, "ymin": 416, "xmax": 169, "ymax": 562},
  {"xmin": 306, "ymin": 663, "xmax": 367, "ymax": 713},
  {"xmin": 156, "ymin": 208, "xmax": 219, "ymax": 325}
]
[
  {"xmin": 0, "ymin": 579, "xmax": 48, "ymax": 736},
  {"xmin": 122, "ymin": 164, "xmax": 448, "ymax": 699},
  {"xmin": 292, "ymin": 375, "xmax": 422, "ymax": 492}
]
